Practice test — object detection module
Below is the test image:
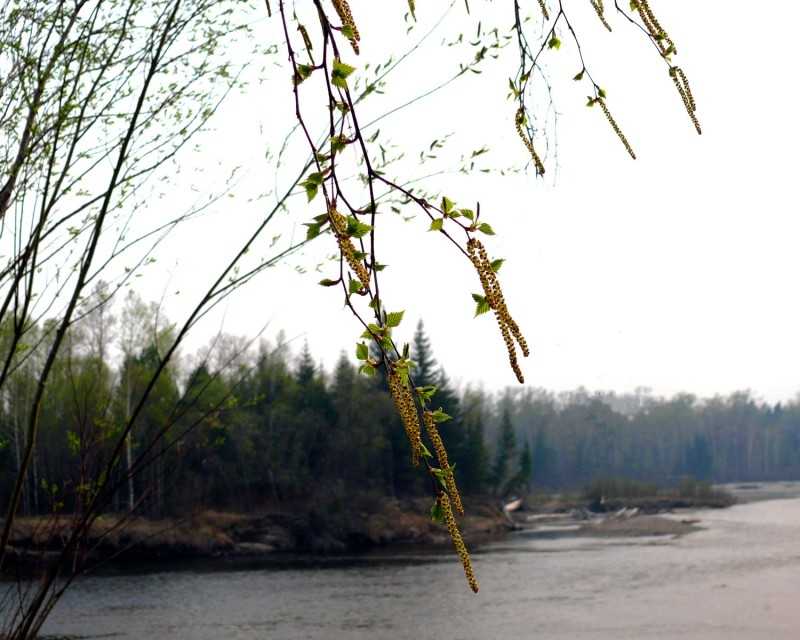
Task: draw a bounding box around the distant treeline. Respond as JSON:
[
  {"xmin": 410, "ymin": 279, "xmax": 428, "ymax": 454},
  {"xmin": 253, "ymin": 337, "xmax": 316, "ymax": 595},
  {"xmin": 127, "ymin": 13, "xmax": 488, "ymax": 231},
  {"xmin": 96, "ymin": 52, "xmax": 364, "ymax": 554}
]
[{"xmin": 2, "ymin": 294, "xmax": 799, "ymax": 518}]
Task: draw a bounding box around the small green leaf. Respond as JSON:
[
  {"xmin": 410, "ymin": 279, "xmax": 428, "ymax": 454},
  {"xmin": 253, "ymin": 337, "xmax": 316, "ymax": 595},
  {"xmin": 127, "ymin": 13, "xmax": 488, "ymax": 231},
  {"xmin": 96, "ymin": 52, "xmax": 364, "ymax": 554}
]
[
  {"xmin": 300, "ymin": 172, "xmax": 324, "ymax": 202},
  {"xmin": 345, "ymin": 216, "xmax": 373, "ymax": 239},
  {"xmin": 434, "ymin": 464, "xmax": 456, "ymax": 479},
  {"xmin": 430, "ymin": 500, "xmax": 446, "ymax": 523},
  {"xmin": 295, "ymin": 64, "xmax": 313, "ymax": 84},
  {"xmin": 348, "ymin": 278, "xmax": 362, "ymax": 294},
  {"xmin": 490, "ymin": 258, "xmax": 505, "ymax": 272},
  {"xmin": 598, "ymin": 87, "xmax": 607, "ymax": 99},
  {"xmin": 573, "ymin": 70, "xmax": 584, "ymax": 81},
  {"xmin": 358, "ymin": 364, "xmax": 377, "ymax": 377},
  {"xmin": 415, "ymin": 385, "xmax": 437, "ymax": 406},
  {"xmin": 305, "ymin": 222, "xmax": 321, "ymax": 240},
  {"xmin": 429, "ymin": 218, "xmax": 444, "ymax": 232},
  {"xmin": 318, "ymin": 278, "xmax": 337, "ymax": 286},
  {"xmin": 478, "ymin": 222, "xmax": 495, "ymax": 235},
  {"xmin": 420, "ymin": 442, "xmax": 433, "ymax": 458},
  {"xmin": 586, "ymin": 96, "xmax": 596, "ymax": 107},
  {"xmin": 472, "ymin": 293, "xmax": 491, "ymax": 317},
  {"xmin": 331, "ymin": 134, "xmax": 347, "ymax": 154},
  {"xmin": 332, "ymin": 58, "xmax": 356, "ymax": 89},
  {"xmin": 303, "ymin": 182, "xmax": 318, "ymax": 201},
  {"xmin": 460, "ymin": 208, "xmax": 474, "ymax": 219},
  {"xmin": 363, "ymin": 323, "xmax": 381, "ymax": 338},
  {"xmin": 432, "ymin": 408, "xmax": 452, "ymax": 423},
  {"xmin": 356, "ymin": 342, "xmax": 369, "ymax": 360},
  {"xmin": 441, "ymin": 196, "xmax": 455, "ymax": 214},
  {"xmin": 548, "ymin": 35, "xmax": 561, "ymax": 50},
  {"xmin": 342, "ymin": 24, "xmax": 355, "ymax": 40},
  {"xmin": 385, "ymin": 310, "xmax": 405, "ymax": 328}
]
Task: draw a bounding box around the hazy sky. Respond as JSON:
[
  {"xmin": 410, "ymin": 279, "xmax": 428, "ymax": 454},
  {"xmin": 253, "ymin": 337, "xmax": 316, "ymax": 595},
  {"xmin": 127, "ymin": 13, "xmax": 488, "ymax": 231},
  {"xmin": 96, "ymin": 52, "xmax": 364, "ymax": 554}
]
[{"xmin": 152, "ymin": 1, "xmax": 798, "ymax": 404}]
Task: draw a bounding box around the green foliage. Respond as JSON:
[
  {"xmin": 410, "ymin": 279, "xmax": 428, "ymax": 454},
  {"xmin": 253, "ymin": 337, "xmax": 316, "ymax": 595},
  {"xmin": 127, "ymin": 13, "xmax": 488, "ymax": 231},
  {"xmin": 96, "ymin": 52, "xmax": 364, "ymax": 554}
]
[
  {"xmin": 430, "ymin": 499, "xmax": 446, "ymax": 523},
  {"xmin": 471, "ymin": 293, "xmax": 491, "ymax": 317},
  {"xmin": 331, "ymin": 58, "xmax": 356, "ymax": 89},
  {"xmin": 300, "ymin": 171, "xmax": 324, "ymax": 202}
]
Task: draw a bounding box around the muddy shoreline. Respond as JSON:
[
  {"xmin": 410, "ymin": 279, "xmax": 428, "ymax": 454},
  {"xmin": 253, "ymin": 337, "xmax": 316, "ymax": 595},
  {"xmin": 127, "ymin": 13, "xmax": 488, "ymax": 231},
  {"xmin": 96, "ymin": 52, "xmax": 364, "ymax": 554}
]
[{"xmin": 5, "ymin": 493, "xmax": 718, "ymax": 571}]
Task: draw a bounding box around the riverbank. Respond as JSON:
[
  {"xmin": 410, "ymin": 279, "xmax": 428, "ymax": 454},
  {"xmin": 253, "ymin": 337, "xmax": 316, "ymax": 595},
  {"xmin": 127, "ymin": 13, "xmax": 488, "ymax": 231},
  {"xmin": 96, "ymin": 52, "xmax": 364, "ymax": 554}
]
[
  {"xmin": 5, "ymin": 487, "xmax": 735, "ymax": 568},
  {"xmin": 5, "ymin": 496, "xmax": 511, "ymax": 565}
]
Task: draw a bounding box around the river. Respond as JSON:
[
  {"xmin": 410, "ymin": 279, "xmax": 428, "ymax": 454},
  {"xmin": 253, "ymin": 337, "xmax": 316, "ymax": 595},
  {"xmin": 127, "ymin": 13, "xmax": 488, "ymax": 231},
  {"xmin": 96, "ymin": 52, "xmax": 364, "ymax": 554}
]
[{"xmin": 37, "ymin": 491, "xmax": 800, "ymax": 640}]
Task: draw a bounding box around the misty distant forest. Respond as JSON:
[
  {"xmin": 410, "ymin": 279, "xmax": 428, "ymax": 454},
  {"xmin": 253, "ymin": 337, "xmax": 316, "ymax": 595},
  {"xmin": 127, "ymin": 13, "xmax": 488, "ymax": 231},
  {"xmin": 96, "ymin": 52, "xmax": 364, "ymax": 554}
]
[{"xmin": 2, "ymin": 288, "xmax": 799, "ymax": 519}]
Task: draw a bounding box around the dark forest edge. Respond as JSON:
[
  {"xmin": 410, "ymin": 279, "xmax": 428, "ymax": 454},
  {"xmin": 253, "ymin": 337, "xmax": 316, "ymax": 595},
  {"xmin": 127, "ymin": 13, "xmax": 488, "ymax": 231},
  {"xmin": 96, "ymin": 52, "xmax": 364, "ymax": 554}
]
[
  {"xmin": 3, "ymin": 477, "xmax": 734, "ymax": 570},
  {"xmin": 1, "ymin": 301, "xmax": 797, "ymax": 565}
]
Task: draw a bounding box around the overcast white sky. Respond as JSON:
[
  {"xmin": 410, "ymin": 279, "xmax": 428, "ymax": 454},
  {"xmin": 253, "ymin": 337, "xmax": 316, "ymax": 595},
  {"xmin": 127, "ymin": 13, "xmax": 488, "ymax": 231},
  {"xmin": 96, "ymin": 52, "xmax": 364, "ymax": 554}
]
[{"xmin": 151, "ymin": 1, "xmax": 798, "ymax": 405}]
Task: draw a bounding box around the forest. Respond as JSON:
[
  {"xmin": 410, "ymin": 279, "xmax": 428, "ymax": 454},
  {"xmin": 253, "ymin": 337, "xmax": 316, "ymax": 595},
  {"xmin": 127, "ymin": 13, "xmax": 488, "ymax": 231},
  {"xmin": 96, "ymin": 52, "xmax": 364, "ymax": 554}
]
[{"xmin": 2, "ymin": 287, "xmax": 798, "ymax": 521}]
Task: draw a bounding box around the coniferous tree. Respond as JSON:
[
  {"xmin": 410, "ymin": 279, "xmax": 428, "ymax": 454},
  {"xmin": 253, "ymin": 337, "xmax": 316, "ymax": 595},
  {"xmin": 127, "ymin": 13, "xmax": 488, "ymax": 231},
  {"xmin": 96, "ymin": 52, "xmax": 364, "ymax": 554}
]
[
  {"xmin": 491, "ymin": 409, "xmax": 517, "ymax": 497},
  {"xmin": 411, "ymin": 319, "xmax": 437, "ymax": 389},
  {"xmin": 514, "ymin": 439, "xmax": 533, "ymax": 494}
]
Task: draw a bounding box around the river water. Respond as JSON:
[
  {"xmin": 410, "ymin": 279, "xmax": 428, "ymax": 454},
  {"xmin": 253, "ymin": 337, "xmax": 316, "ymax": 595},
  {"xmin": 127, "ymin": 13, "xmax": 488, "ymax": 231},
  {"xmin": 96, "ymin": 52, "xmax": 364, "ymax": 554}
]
[{"xmin": 37, "ymin": 493, "xmax": 800, "ymax": 640}]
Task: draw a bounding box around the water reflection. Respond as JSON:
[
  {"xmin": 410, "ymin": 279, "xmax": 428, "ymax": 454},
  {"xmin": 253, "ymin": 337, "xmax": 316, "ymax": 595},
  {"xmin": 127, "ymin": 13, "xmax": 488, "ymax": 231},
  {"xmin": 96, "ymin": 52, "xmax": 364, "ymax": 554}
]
[{"xmin": 38, "ymin": 496, "xmax": 800, "ymax": 640}]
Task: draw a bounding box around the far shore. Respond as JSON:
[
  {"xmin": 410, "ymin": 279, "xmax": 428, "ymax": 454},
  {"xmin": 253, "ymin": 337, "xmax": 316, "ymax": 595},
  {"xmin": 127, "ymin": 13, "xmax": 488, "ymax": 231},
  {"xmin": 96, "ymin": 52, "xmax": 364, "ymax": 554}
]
[{"xmin": 7, "ymin": 481, "xmax": 800, "ymax": 570}]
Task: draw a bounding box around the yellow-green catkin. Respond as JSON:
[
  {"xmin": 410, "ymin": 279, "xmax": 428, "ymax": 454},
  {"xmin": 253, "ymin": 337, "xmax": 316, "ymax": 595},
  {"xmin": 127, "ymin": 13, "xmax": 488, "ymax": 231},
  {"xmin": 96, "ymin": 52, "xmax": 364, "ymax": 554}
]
[
  {"xmin": 329, "ymin": 206, "xmax": 370, "ymax": 290},
  {"xmin": 298, "ymin": 24, "xmax": 313, "ymax": 59},
  {"xmin": 632, "ymin": 0, "xmax": 674, "ymax": 56},
  {"xmin": 537, "ymin": 0, "xmax": 549, "ymax": 21},
  {"xmin": 424, "ymin": 410, "xmax": 463, "ymax": 516},
  {"xmin": 439, "ymin": 492, "xmax": 478, "ymax": 593},
  {"xmin": 514, "ymin": 108, "xmax": 545, "ymax": 175},
  {"xmin": 467, "ymin": 238, "xmax": 529, "ymax": 383},
  {"xmin": 595, "ymin": 98, "xmax": 636, "ymax": 159},
  {"xmin": 589, "ymin": 0, "xmax": 611, "ymax": 31},
  {"xmin": 631, "ymin": 1, "xmax": 700, "ymax": 134},
  {"xmin": 331, "ymin": 0, "xmax": 360, "ymax": 54},
  {"xmin": 388, "ymin": 368, "xmax": 421, "ymax": 466},
  {"xmin": 408, "ymin": 0, "xmax": 416, "ymax": 21},
  {"xmin": 671, "ymin": 67, "xmax": 701, "ymax": 134}
]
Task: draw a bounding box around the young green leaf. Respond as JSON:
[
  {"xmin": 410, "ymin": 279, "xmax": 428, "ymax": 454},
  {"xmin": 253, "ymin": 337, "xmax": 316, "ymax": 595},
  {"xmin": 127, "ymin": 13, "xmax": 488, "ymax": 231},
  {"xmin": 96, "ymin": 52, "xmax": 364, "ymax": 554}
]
[
  {"xmin": 342, "ymin": 24, "xmax": 356, "ymax": 40},
  {"xmin": 295, "ymin": 64, "xmax": 314, "ymax": 84},
  {"xmin": 356, "ymin": 342, "xmax": 369, "ymax": 360},
  {"xmin": 345, "ymin": 216, "xmax": 373, "ymax": 239},
  {"xmin": 319, "ymin": 278, "xmax": 337, "ymax": 286},
  {"xmin": 490, "ymin": 258, "xmax": 505, "ymax": 272},
  {"xmin": 358, "ymin": 363, "xmax": 377, "ymax": 377},
  {"xmin": 414, "ymin": 385, "xmax": 437, "ymax": 406},
  {"xmin": 305, "ymin": 222, "xmax": 321, "ymax": 240},
  {"xmin": 478, "ymin": 222, "xmax": 494, "ymax": 235},
  {"xmin": 429, "ymin": 218, "xmax": 444, "ymax": 232},
  {"xmin": 441, "ymin": 196, "xmax": 455, "ymax": 214},
  {"xmin": 300, "ymin": 172, "xmax": 323, "ymax": 202},
  {"xmin": 385, "ymin": 310, "xmax": 405, "ymax": 328},
  {"xmin": 430, "ymin": 500, "xmax": 445, "ymax": 523},
  {"xmin": 573, "ymin": 70, "xmax": 584, "ymax": 81},
  {"xmin": 432, "ymin": 408, "xmax": 453, "ymax": 423},
  {"xmin": 331, "ymin": 134, "xmax": 347, "ymax": 154},
  {"xmin": 332, "ymin": 58, "xmax": 356, "ymax": 89},
  {"xmin": 548, "ymin": 35, "xmax": 561, "ymax": 50},
  {"xmin": 472, "ymin": 293, "xmax": 491, "ymax": 317}
]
